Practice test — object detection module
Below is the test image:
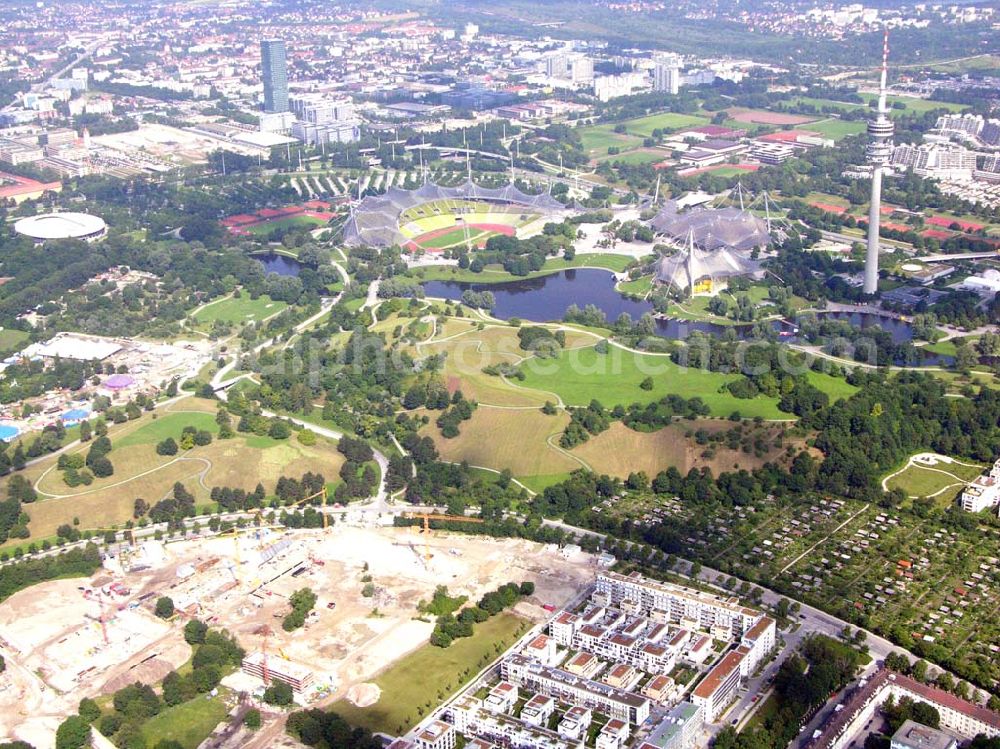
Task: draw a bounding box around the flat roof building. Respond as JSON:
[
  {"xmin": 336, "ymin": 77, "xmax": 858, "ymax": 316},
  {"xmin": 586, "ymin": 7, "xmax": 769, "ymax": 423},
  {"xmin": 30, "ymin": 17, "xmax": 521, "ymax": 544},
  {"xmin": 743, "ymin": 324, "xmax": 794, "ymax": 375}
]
[
  {"xmin": 415, "ymin": 720, "xmax": 456, "ymax": 749},
  {"xmin": 638, "ymin": 702, "xmax": 705, "ymax": 749},
  {"xmin": 596, "ymin": 571, "xmax": 761, "ymax": 638},
  {"xmin": 502, "ymin": 654, "xmax": 651, "ymax": 726},
  {"xmin": 241, "ymin": 651, "xmax": 314, "ymax": 693},
  {"xmin": 691, "ymin": 649, "xmax": 745, "ymax": 723},
  {"xmin": 891, "ymin": 720, "xmax": 957, "ymax": 749},
  {"xmin": 450, "ymin": 695, "xmax": 573, "ymax": 749}
]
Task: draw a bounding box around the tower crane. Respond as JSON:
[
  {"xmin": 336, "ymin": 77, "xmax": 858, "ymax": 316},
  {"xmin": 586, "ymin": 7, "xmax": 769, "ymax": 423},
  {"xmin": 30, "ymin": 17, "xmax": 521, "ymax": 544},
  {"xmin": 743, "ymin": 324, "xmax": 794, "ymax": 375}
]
[{"xmin": 402, "ymin": 513, "xmax": 485, "ymax": 561}]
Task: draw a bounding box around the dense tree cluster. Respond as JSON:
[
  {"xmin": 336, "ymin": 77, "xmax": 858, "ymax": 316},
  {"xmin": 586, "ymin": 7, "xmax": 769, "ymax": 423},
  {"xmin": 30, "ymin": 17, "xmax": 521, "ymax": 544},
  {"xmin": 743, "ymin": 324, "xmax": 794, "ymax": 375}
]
[
  {"xmin": 561, "ymin": 400, "xmax": 613, "ymax": 448},
  {"xmin": 716, "ymin": 635, "xmax": 866, "ymax": 749},
  {"xmin": 286, "ymin": 709, "xmax": 381, "ymax": 749},
  {"xmin": 430, "ymin": 581, "xmax": 531, "ymax": 648},
  {"xmin": 282, "ymin": 588, "xmax": 318, "ymax": 632},
  {"xmin": 0, "ymin": 544, "xmax": 102, "ymax": 603}
]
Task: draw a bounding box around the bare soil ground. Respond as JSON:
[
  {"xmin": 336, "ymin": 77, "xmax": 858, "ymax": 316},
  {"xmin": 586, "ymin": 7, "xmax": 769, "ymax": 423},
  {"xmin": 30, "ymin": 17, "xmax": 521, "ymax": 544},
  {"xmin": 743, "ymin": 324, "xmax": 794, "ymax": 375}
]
[{"xmin": 0, "ymin": 525, "xmax": 595, "ymax": 747}]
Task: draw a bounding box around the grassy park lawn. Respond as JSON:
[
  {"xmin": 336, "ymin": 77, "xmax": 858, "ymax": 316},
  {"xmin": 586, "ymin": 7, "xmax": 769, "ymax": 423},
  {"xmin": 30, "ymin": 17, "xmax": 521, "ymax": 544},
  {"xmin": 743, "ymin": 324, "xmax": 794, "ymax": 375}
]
[
  {"xmin": 2, "ymin": 399, "xmax": 344, "ymax": 540},
  {"xmin": 885, "ymin": 458, "xmax": 983, "ymax": 501},
  {"xmin": 517, "ymin": 344, "xmax": 786, "ymax": 419},
  {"xmin": 928, "ymin": 54, "xmax": 1000, "ymax": 73},
  {"xmin": 421, "ymin": 407, "xmax": 577, "ymax": 479},
  {"xmin": 806, "ymin": 370, "xmax": 859, "ymax": 402},
  {"xmin": 342, "ymin": 297, "xmax": 366, "ymax": 312},
  {"xmin": 192, "ymin": 294, "xmax": 287, "ymax": 326},
  {"xmin": 116, "ymin": 411, "xmax": 220, "ymax": 449},
  {"xmin": 886, "ymin": 465, "xmax": 965, "ymax": 501},
  {"xmin": 141, "ymin": 692, "xmax": 231, "ymax": 749},
  {"xmin": 331, "ymin": 614, "xmax": 529, "ymax": 734},
  {"xmin": 618, "ymin": 275, "xmax": 653, "ymax": 297},
  {"xmin": 0, "ymin": 328, "xmax": 29, "ymax": 353},
  {"xmin": 919, "ymin": 339, "xmax": 960, "ymax": 357}
]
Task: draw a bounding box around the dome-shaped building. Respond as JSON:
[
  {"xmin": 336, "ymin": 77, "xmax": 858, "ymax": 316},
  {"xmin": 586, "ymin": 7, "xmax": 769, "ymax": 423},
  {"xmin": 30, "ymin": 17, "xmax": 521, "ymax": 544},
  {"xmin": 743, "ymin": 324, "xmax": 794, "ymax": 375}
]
[{"xmin": 14, "ymin": 212, "xmax": 107, "ymax": 243}]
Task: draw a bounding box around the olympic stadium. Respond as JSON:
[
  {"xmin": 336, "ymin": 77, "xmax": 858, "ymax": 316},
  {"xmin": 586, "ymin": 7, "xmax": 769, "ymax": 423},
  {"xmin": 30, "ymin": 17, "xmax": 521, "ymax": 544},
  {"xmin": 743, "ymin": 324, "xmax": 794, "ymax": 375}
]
[
  {"xmin": 650, "ymin": 200, "xmax": 772, "ymax": 295},
  {"xmin": 342, "ymin": 180, "xmax": 569, "ymax": 251}
]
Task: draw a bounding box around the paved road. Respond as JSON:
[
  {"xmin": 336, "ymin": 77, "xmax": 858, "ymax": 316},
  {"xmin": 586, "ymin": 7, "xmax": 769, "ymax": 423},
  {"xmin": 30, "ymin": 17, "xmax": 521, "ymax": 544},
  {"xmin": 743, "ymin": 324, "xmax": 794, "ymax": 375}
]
[{"xmin": 211, "ymin": 294, "xmax": 338, "ymax": 391}]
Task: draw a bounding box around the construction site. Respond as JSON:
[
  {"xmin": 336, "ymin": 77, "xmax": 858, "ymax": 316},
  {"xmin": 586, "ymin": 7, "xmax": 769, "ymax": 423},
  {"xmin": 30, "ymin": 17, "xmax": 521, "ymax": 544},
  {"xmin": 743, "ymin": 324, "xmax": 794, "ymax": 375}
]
[{"xmin": 0, "ymin": 520, "xmax": 596, "ymax": 747}]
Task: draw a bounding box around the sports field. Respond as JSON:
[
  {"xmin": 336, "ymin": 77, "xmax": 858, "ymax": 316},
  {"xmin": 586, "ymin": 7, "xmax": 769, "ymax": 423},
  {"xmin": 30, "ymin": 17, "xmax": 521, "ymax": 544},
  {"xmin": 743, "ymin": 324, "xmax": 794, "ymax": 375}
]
[
  {"xmin": 858, "ymin": 93, "xmax": 965, "ymax": 115},
  {"xmin": 576, "ymin": 112, "xmax": 706, "ymax": 160},
  {"xmin": 246, "ymin": 214, "xmax": 326, "ymax": 235},
  {"xmin": 331, "ymin": 613, "xmax": 528, "ymax": 734},
  {"xmin": 411, "ymin": 223, "xmax": 517, "ymax": 251},
  {"xmin": 797, "ymin": 119, "xmax": 867, "ymax": 141},
  {"xmin": 399, "ymin": 199, "xmax": 540, "ymax": 251},
  {"xmin": 787, "ymin": 96, "xmax": 865, "ymax": 113},
  {"xmin": 728, "ymin": 108, "xmax": 815, "ymax": 126},
  {"xmin": 623, "ymin": 112, "xmax": 709, "ymax": 137},
  {"xmin": 606, "ymin": 149, "xmax": 667, "ymax": 166},
  {"xmin": 191, "ymin": 294, "xmax": 287, "ymax": 326},
  {"xmin": 578, "ymin": 125, "xmax": 643, "ymax": 157}
]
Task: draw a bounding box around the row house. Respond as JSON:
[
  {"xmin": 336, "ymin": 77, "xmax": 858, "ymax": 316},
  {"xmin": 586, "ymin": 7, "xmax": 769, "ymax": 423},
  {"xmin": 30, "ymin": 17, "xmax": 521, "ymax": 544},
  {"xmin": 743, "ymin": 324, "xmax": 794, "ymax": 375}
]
[
  {"xmin": 449, "ymin": 696, "xmax": 573, "ymax": 749},
  {"xmin": 502, "ymin": 655, "xmax": 651, "ymax": 726}
]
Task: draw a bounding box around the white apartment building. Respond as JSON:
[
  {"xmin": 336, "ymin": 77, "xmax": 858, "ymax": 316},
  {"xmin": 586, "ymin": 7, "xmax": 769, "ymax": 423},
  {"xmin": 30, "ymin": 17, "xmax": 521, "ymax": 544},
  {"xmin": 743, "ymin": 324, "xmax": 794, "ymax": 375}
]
[
  {"xmin": 564, "ymin": 620, "xmax": 678, "ymax": 675},
  {"xmin": 558, "ymin": 706, "xmax": 593, "ymax": 741},
  {"xmin": 484, "ymin": 681, "xmax": 518, "ymax": 714},
  {"xmin": 595, "ymin": 571, "xmax": 761, "ymax": 638},
  {"xmin": 292, "ymin": 120, "xmax": 360, "ymax": 145},
  {"xmin": 593, "ymin": 72, "xmax": 648, "ymax": 102},
  {"xmin": 502, "ymin": 654, "xmax": 652, "ymax": 725},
  {"xmin": 637, "ymin": 702, "xmax": 705, "ymax": 749},
  {"xmin": 959, "ymin": 458, "xmax": 1000, "ymax": 513},
  {"xmin": 690, "ymin": 648, "xmax": 745, "ymax": 722},
  {"xmin": 449, "ymin": 696, "xmax": 573, "ymax": 749},
  {"xmin": 524, "ymin": 633, "xmax": 562, "ymax": 667},
  {"xmin": 739, "ymin": 616, "xmax": 777, "ymax": 676},
  {"xmin": 521, "ymin": 694, "xmax": 556, "ymax": 726},
  {"xmin": 935, "ymin": 113, "xmax": 985, "ymax": 138},
  {"xmin": 289, "ymin": 93, "xmax": 356, "ymax": 125},
  {"xmin": 653, "ymin": 55, "xmax": 682, "ymax": 95},
  {"xmin": 415, "ymin": 720, "xmax": 456, "ymax": 749},
  {"xmin": 543, "ymin": 51, "xmax": 594, "ymax": 86},
  {"xmin": 596, "ymin": 718, "xmax": 630, "ymax": 749},
  {"xmin": 891, "ymin": 142, "xmax": 977, "ymax": 181}
]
